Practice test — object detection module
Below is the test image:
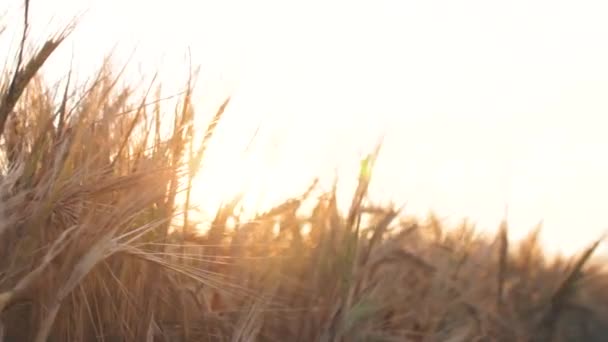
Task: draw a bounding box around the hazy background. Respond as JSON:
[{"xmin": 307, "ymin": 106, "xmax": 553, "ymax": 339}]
[{"xmin": 3, "ymin": 0, "xmax": 608, "ymax": 255}]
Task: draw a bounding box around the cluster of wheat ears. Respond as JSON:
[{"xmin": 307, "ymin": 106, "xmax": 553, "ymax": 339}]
[{"xmin": 0, "ymin": 4, "xmax": 607, "ymax": 342}]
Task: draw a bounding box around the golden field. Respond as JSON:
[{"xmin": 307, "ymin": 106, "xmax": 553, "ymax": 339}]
[{"xmin": 0, "ymin": 7, "xmax": 607, "ymax": 342}]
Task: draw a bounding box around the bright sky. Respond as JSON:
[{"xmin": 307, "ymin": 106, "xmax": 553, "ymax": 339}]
[{"xmin": 3, "ymin": 0, "xmax": 608, "ymax": 256}]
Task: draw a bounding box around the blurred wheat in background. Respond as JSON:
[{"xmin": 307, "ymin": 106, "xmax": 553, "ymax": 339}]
[{"xmin": 0, "ymin": 2, "xmax": 608, "ymax": 342}]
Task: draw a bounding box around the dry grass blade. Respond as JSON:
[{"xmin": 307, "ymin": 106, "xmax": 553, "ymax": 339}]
[
  {"xmin": 0, "ymin": 224, "xmax": 79, "ymax": 313},
  {"xmin": 34, "ymin": 230, "xmax": 119, "ymax": 342},
  {"xmin": 231, "ymin": 292, "xmax": 272, "ymax": 342},
  {"xmin": 497, "ymin": 216, "xmax": 509, "ymax": 310},
  {"xmin": 110, "ymin": 73, "xmax": 158, "ymax": 168},
  {"xmin": 535, "ymin": 234, "xmax": 606, "ymax": 341},
  {"xmin": 360, "ymin": 204, "xmax": 403, "ymax": 265},
  {"xmin": 55, "ymin": 60, "xmax": 73, "ymax": 139}
]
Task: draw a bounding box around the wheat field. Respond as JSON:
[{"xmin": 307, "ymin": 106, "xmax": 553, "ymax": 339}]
[{"xmin": 0, "ymin": 5, "xmax": 608, "ymax": 342}]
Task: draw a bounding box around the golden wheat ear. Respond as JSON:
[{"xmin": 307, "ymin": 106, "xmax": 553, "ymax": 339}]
[{"xmin": 0, "ymin": 7, "xmax": 73, "ymax": 139}]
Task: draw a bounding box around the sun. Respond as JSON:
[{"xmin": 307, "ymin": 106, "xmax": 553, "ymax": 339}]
[{"xmin": 186, "ymin": 95, "xmax": 319, "ymax": 225}]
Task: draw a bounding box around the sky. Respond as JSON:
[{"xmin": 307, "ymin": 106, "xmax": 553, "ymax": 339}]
[{"xmin": 3, "ymin": 0, "xmax": 608, "ymax": 256}]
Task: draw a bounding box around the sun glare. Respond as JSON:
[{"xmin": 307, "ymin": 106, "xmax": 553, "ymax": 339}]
[{"xmin": 4, "ymin": 0, "xmax": 608, "ymax": 256}]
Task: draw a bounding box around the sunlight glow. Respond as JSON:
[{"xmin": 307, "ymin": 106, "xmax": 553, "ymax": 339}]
[{"xmin": 4, "ymin": 0, "xmax": 608, "ymax": 256}]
